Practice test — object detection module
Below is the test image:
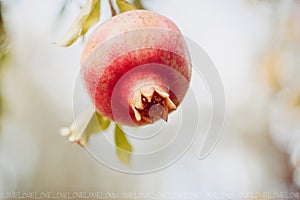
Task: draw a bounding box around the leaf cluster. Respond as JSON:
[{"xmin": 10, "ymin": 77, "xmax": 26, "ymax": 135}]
[{"xmin": 55, "ymin": 0, "xmax": 143, "ymax": 47}]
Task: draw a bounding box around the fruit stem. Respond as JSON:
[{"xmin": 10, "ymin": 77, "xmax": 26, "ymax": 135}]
[
  {"xmin": 108, "ymin": 0, "xmax": 116, "ymax": 16},
  {"xmin": 130, "ymin": 86, "xmax": 176, "ymax": 123}
]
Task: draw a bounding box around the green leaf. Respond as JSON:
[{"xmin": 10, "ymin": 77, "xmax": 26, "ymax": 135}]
[
  {"xmin": 133, "ymin": 0, "xmax": 144, "ymax": 9},
  {"xmin": 116, "ymin": 0, "xmax": 138, "ymax": 13},
  {"xmin": 114, "ymin": 124, "xmax": 133, "ymax": 165},
  {"xmin": 60, "ymin": 107, "xmax": 111, "ymax": 147},
  {"xmin": 55, "ymin": 0, "xmax": 101, "ymax": 47},
  {"xmin": 96, "ymin": 112, "xmax": 111, "ymax": 130},
  {"xmin": 0, "ymin": 3, "xmax": 8, "ymax": 63},
  {"xmin": 79, "ymin": 112, "xmax": 107, "ymax": 146},
  {"xmin": 0, "ymin": 2, "xmax": 8, "ymax": 128},
  {"xmin": 82, "ymin": 0, "xmax": 100, "ymax": 35}
]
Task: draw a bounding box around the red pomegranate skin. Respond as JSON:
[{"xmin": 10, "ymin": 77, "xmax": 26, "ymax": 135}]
[{"xmin": 81, "ymin": 10, "xmax": 191, "ymax": 126}]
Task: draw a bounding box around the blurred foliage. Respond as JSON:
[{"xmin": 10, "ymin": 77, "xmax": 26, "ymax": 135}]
[
  {"xmin": 57, "ymin": 0, "xmax": 71, "ymax": 19},
  {"xmin": 0, "ymin": 2, "xmax": 9, "ymax": 129},
  {"xmin": 261, "ymin": 51, "xmax": 281, "ymax": 91},
  {"xmin": 56, "ymin": 0, "xmax": 142, "ymax": 46},
  {"xmin": 114, "ymin": 124, "xmax": 132, "ymax": 165},
  {"xmin": 0, "ymin": 3, "xmax": 8, "ymax": 66},
  {"xmin": 258, "ymin": 0, "xmax": 300, "ymax": 188},
  {"xmin": 55, "ymin": 0, "xmax": 101, "ymax": 47}
]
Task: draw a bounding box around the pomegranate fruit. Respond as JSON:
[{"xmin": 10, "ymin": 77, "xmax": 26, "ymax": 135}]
[{"xmin": 81, "ymin": 10, "xmax": 191, "ymax": 126}]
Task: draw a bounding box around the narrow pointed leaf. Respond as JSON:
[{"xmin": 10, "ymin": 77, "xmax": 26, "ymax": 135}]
[
  {"xmin": 96, "ymin": 112, "xmax": 111, "ymax": 130},
  {"xmin": 55, "ymin": 0, "xmax": 101, "ymax": 47},
  {"xmin": 79, "ymin": 112, "xmax": 105, "ymax": 146},
  {"xmin": 82, "ymin": 0, "xmax": 100, "ymax": 35},
  {"xmin": 60, "ymin": 106, "xmax": 95, "ymax": 145},
  {"xmin": 114, "ymin": 124, "xmax": 133, "ymax": 165},
  {"xmin": 116, "ymin": 0, "xmax": 137, "ymax": 13},
  {"xmin": 60, "ymin": 106, "xmax": 111, "ymax": 147},
  {"xmin": 133, "ymin": 0, "xmax": 144, "ymax": 9}
]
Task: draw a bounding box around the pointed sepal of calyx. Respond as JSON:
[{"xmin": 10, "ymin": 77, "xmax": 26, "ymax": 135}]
[
  {"xmin": 130, "ymin": 87, "xmax": 177, "ymax": 123},
  {"xmin": 60, "ymin": 107, "xmax": 110, "ymax": 147},
  {"xmin": 114, "ymin": 124, "xmax": 133, "ymax": 165}
]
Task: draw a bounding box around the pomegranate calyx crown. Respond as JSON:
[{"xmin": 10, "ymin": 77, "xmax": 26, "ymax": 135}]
[{"xmin": 130, "ymin": 86, "xmax": 177, "ymax": 123}]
